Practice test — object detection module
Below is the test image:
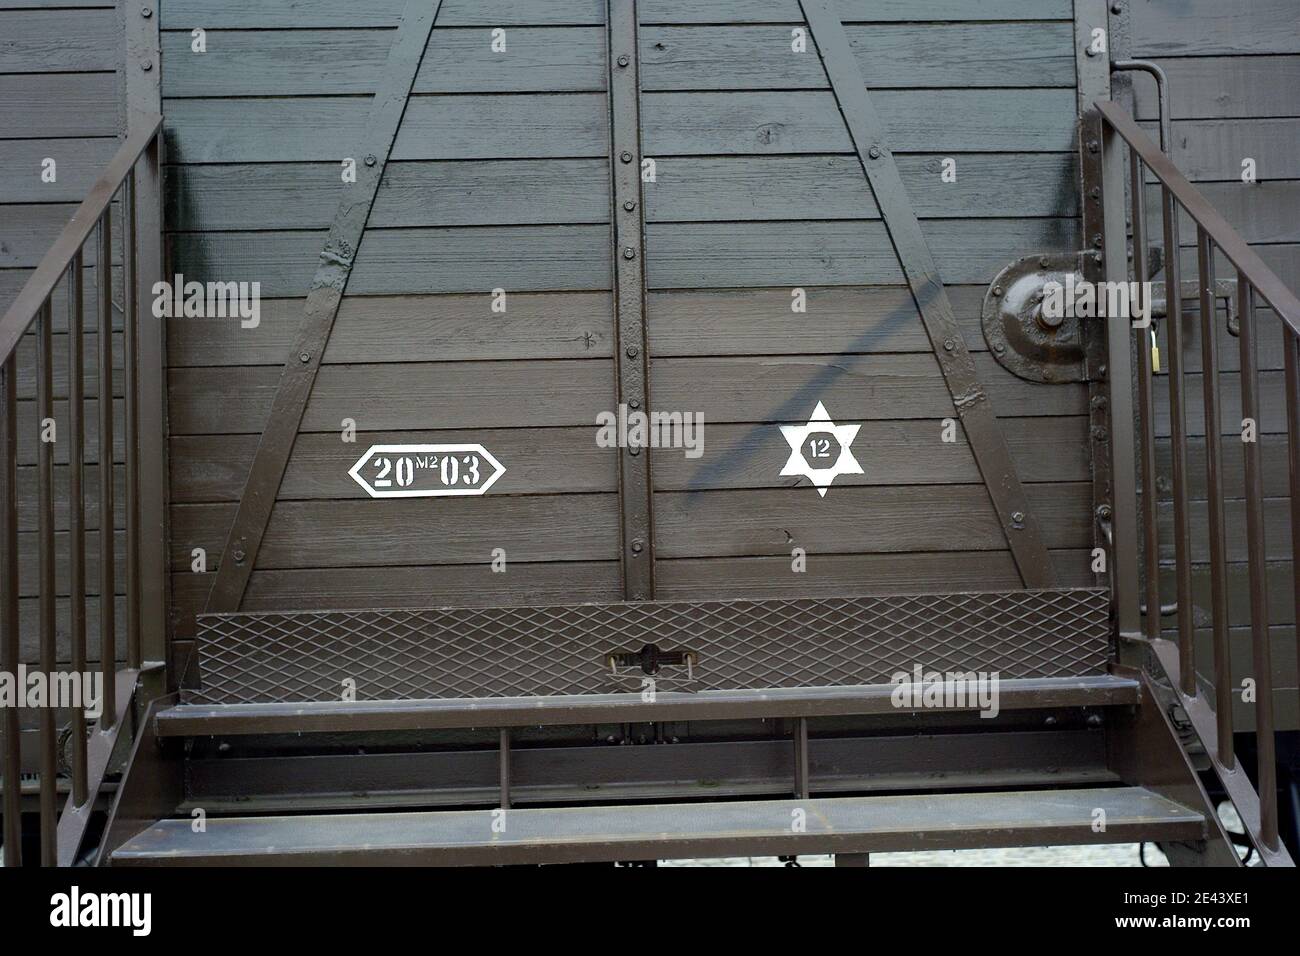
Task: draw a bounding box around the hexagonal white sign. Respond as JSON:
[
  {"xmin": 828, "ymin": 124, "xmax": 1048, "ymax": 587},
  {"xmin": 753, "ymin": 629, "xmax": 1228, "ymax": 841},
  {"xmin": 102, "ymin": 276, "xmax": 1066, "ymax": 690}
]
[{"xmin": 348, "ymin": 444, "xmax": 505, "ymax": 499}]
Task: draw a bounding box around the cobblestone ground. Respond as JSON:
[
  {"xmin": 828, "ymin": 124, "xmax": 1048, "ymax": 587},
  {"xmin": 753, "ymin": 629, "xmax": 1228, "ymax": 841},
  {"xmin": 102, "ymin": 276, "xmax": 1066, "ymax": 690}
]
[{"xmin": 659, "ymin": 806, "xmax": 1247, "ymax": 867}]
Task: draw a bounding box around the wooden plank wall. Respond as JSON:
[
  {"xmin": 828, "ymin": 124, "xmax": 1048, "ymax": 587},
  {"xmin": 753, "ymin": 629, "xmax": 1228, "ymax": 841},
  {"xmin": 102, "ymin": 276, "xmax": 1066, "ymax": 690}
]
[
  {"xmin": 0, "ymin": 0, "xmax": 127, "ymax": 687},
  {"xmin": 162, "ymin": 0, "xmax": 1094, "ymax": 639},
  {"xmin": 1132, "ymin": 0, "xmax": 1300, "ymax": 727}
]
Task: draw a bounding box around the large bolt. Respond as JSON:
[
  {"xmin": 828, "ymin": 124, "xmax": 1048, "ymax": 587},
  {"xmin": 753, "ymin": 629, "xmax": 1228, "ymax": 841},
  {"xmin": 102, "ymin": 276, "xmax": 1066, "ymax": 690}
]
[
  {"xmin": 617, "ymin": 55, "xmax": 630, "ymax": 68},
  {"xmin": 141, "ymin": 60, "xmax": 153, "ymax": 72},
  {"xmin": 623, "ymin": 247, "xmax": 636, "ymax": 260},
  {"xmin": 141, "ymin": 6, "xmax": 153, "ymax": 17},
  {"xmin": 626, "ymin": 345, "xmax": 639, "ymax": 358},
  {"xmin": 867, "ymin": 145, "xmax": 882, "ymax": 159},
  {"xmin": 620, "ymin": 151, "xmax": 634, "ymax": 164},
  {"xmin": 364, "ymin": 154, "xmax": 377, "ymax": 167},
  {"xmin": 631, "ymin": 540, "xmax": 644, "ymax": 554}
]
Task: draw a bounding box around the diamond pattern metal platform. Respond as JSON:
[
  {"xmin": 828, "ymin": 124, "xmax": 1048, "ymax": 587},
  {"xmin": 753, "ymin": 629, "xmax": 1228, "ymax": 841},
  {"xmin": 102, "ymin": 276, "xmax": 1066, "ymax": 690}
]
[{"xmin": 189, "ymin": 589, "xmax": 1110, "ymax": 704}]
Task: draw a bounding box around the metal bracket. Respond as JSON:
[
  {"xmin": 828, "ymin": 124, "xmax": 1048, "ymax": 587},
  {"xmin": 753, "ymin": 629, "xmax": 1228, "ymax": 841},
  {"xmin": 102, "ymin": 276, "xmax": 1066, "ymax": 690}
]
[{"xmin": 982, "ymin": 253, "xmax": 1088, "ymax": 384}]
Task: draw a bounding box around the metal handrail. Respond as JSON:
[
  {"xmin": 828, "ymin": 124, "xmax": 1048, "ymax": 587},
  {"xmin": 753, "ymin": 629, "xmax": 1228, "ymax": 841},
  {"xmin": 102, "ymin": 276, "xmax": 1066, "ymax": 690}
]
[
  {"xmin": 0, "ymin": 113, "xmax": 163, "ymax": 867},
  {"xmin": 1097, "ymin": 100, "xmax": 1300, "ymax": 334},
  {"xmin": 0, "ymin": 114, "xmax": 163, "ymax": 364},
  {"xmin": 1097, "ymin": 99, "xmax": 1299, "ymax": 865}
]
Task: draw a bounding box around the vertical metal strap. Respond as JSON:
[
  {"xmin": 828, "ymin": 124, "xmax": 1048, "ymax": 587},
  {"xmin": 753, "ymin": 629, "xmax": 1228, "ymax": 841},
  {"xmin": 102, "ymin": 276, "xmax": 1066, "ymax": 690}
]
[
  {"xmin": 125, "ymin": 2, "xmax": 168, "ymax": 668},
  {"xmin": 37, "ymin": 299, "xmax": 57, "ymax": 865},
  {"xmin": 793, "ymin": 717, "xmax": 810, "ymax": 800},
  {"xmin": 499, "ymin": 728, "xmax": 511, "ymax": 810},
  {"xmin": 606, "ymin": 0, "xmax": 654, "ymax": 600},
  {"xmin": 1286, "ymin": 327, "xmax": 1300, "ymax": 700},
  {"xmin": 124, "ymin": 170, "xmax": 141, "ymax": 669},
  {"xmin": 68, "ymin": 252, "xmax": 89, "ymax": 806},
  {"xmin": 205, "ymin": 0, "xmax": 444, "ymax": 612},
  {"xmin": 1196, "ymin": 228, "xmax": 1233, "ymax": 763},
  {"xmin": 0, "ymin": 354, "xmax": 17, "ymax": 867},
  {"xmin": 800, "ymin": 0, "xmax": 1055, "ymax": 587}
]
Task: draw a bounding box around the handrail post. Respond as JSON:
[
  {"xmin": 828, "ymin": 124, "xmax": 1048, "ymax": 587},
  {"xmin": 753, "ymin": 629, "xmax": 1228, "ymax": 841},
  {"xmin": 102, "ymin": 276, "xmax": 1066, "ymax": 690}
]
[{"xmin": 1096, "ymin": 112, "xmax": 1140, "ymax": 641}]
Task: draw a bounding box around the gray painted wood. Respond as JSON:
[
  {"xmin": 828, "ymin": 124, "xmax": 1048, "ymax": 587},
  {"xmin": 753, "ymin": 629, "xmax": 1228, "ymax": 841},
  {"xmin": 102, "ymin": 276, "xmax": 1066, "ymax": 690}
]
[
  {"xmin": 170, "ymin": 226, "xmax": 613, "ymax": 296},
  {"xmin": 638, "ymin": 0, "xmax": 1072, "ymax": 22},
  {"xmin": 160, "ymin": 28, "xmax": 608, "ymax": 97},
  {"xmin": 1146, "ymin": 180, "xmax": 1300, "ymax": 245},
  {"xmin": 647, "ymin": 155, "xmax": 1079, "ymax": 222},
  {"xmin": 168, "ymin": 360, "xmax": 615, "ymax": 433},
  {"xmin": 0, "ymin": 138, "xmax": 120, "ymax": 203},
  {"xmin": 160, "ymin": 0, "xmax": 606, "ymax": 28},
  {"xmin": 13, "ymin": 331, "xmax": 122, "ymax": 399},
  {"xmin": 642, "ymin": 89, "xmax": 1078, "ymax": 154},
  {"xmin": 167, "ymin": 293, "xmax": 615, "ymax": 366},
  {"xmin": 1133, "ymin": 56, "xmax": 1300, "ymax": 121},
  {"xmin": 171, "ymin": 494, "xmax": 622, "ymax": 569},
  {"xmin": 639, "ymin": 23, "xmax": 1075, "ymax": 90},
  {"xmin": 1132, "ymin": 0, "xmax": 1300, "ymax": 55},
  {"xmin": 0, "ymin": 73, "xmax": 118, "ymax": 138},
  {"xmin": 644, "ymin": 218, "xmax": 1079, "ymax": 288},
  {"xmin": 15, "ymin": 398, "xmax": 124, "ymax": 465},
  {"xmin": 1149, "ymin": 118, "xmax": 1300, "ymax": 181},
  {"xmin": 1152, "ymin": 370, "xmax": 1290, "ymax": 436},
  {"xmin": 1161, "ymin": 562, "xmax": 1295, "ymax": 628},
  {"xmin": 165, "ymin": 160, "xmax": 611, "ymax": 231},
  {"xmin": 1156, "ymin": 435, "xmax": 1294, "ymax": 499},
  {"xmin": 1158, "ymin": 496, "xmax": 1294, "ymax": 563},
  {"xmin": 0, "ymin": 9, "xmax": 118, "ymax": 71},
  {"xmin": 652, "ymin": 483, "xmax": 1091, "ymax": 558}
]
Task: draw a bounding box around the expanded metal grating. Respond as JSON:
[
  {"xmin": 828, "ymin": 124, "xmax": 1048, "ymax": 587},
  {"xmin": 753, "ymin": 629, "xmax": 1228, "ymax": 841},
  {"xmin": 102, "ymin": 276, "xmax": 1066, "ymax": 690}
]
[{"xmin": 188, "ymin": 589, "xmax": 1111, "ymax": 704}]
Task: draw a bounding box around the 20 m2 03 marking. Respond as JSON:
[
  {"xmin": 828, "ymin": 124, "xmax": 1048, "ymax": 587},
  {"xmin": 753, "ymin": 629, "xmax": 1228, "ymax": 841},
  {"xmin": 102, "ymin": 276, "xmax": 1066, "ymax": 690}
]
[{"xmin": 348, "ymin": 444, "xmax": 506, "ymax": 499}]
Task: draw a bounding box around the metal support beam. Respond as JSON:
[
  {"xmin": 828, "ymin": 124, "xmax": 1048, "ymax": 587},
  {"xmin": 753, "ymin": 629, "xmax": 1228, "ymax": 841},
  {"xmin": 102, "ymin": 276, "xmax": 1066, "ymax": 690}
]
[
  {"xmin": 205, "ymin": 0, "xmax": 443, "ymax": 613},
  {"xmin": 799, "ymin": 0, "xmax": 1055, "ymax": 588},
  {"xmin": 123, "ymin": 0, "xmax": 169, "ymax": 668},
  {"xmin": 499, "ymin": 729, "xmax": 511, "ymax": 810},
  {"xmin": 606, "ymin": 0, "xmax": 655, "ymax": 600}
]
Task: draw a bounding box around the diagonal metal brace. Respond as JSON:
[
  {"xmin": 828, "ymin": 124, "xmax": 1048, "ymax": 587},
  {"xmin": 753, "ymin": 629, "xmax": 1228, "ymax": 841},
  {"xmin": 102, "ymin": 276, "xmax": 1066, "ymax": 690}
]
[
  {"xmin": 204, "ymin": 0, "xmax": 444, "ymax": 613},
  {"xmin": 799, "ymin": 0, "xmax": 1057, "ymax": 588}
]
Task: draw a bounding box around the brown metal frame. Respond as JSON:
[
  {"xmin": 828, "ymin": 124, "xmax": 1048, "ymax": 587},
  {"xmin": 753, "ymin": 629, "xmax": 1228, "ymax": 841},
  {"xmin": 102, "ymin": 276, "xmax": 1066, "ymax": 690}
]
[
  {"xmin": 800, "ymin": 0, "xmax": 1055, "ymax": 588},
  {"xmin": 204, "ymin": 0, "xmax": 444, "ymax": 613}
]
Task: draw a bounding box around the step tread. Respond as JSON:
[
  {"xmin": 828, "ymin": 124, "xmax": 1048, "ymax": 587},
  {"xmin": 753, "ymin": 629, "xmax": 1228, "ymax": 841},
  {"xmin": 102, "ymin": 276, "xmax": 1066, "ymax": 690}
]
[
  {"xmin": 111, "ymin": 785, "xmax": 1203, "ymax": 866},
  {"xmin": 155, "ymin": 674, "xmax": 1142, "ymax": 735}
]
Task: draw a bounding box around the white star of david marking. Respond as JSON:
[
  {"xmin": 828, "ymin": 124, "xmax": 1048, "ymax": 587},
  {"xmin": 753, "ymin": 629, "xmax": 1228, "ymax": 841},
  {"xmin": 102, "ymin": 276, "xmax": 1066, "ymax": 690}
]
[{"xmin": 779, "ymin": 402, "xmax": 864, "ymax": 497}]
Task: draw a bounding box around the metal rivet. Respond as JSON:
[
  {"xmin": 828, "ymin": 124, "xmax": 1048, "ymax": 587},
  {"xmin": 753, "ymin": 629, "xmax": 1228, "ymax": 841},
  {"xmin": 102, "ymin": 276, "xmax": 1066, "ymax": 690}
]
[
  {"xmin": 1012, "ymin": 511, "xmax": 1025, "ymax": 523},
  {"xmin": 628, "ymin": 399, "xmax": 640, "ymax": 409},
  {"xmin": 994, "ymin": 343, "xmax": 1006, "ymax": 354},
  {"xmin": 626, "ymin": 345, "xmax": 639, "ymax": 358},
  {"xmin": 364, "ymin": 154, "xmax": 377, "ymax": 167},
  {"xmin": 620, "ymin": 151, "xmax": 634, "ymax": 164},
  {"xmin": 943, "ymin": 339, "xmax": 955, "ymax": 351},
  {"xmin": 1087, "ymin": 139, "xmax": 1100, "ymax": 153},
  {"xmin": 867, "ymin": 146, "xmax": 882, "ymax": 159},
  {"xmin": 299, "ymin": 352, "xmax": 311, "ymax": 363},
  {"xmin": 141, "ymin": 6, "xmax": 153, "ymax": 17},
  {"xmin": 1086, "ymin": 46, "xmax": 1099, "ymax": 57},
  {"xmin": 992, "ymin": 286, "xmax": 1003, "ymax": 297},
  {"xmin": 232, "ymin": 549, "xmax": 246, "ymax": 563},
  {"xmin": 631, "ymin": 540, "xmax": 644, "ymax": 553},
  {"xmin": 141, "ymin": 60, "xmax": 153, "ymax": 71},
  {"xmin": 628, "ymin": 446, "xmax": 640, "ymax": 457},
  {"xmin": 1093, "ymin": 235, "xmax": 1104, "ymax": 248},
  {"xmin": 623, "ymin": 201, "xmax": 636, "ymax": 212},
  {"xmin": 623, "ymin": 247, "xmax": 636, "ymax": 260},
  {"xmin": 1111, "ymin": 3, "xmax": 1123, "ymax": 13},
  {"xmin": 617, "ymin": 55, "xmax": 630, "ymax": 68},
  {"xmin": 1039, "ymin": 257, "xmax": 1051, "ymax": 268}
]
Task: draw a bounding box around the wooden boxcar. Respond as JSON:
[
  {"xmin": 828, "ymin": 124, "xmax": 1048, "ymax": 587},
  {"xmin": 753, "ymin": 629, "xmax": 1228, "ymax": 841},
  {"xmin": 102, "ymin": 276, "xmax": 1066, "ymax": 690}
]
[{"xmin": 0, "ymin": 0, "xmax": 1297, "ymax": 867}]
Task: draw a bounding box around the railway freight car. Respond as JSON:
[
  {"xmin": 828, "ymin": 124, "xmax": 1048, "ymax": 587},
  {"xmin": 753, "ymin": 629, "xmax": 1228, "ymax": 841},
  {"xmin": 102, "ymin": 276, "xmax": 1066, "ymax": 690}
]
[{"xmin": 0, "ymin": 0, "xmax": 1297, "ymax": 869}]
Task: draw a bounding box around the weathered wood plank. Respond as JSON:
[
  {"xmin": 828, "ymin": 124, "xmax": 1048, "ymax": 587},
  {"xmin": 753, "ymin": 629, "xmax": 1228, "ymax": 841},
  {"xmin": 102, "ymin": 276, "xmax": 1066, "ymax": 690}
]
[
  {"xmin": 0, "ymin": 263, "xmax": 117, "ymax": 331},
  {"xmin": 0, "ymin": 73, "xmax": 118, "ymax": 138},
  {"xmin": 17, "ymin": 530, "xmax": 123, "ymax": 596},
  {"xmin": 169, "ymin": 429, "xmax": 617, "ymax": 502},
  {"xmin": 167, "ymin": 293, "xmax": 614, "ymax": 366},
  {"xmin": 648, "ymin": 286, "xmax": 990, "ymax": 356},
  {"xmin": 170, "ymin": 226, "xmax": 612, "ymax": 297},
  {"xmin": 638, "ymin": 0, "xmax": 1073, "ymax": 23},
  {"xmin": 1151, "ymin": 304, "xmax": 1289, "ymax": 373},
  {"xmin": 653, "ymin": 483, "xmax": 1092, "ymax": 558},
  {"xmin": 164, "ymin": 95, "xmax": 610, "ymax": 163},
  {"xmin": 1151, "ymin": 118, "xmax": 1300, "ymax": 182},
  {"xmin": 1133, "ymin": 56, "xmax": 1300, "ymax": 121},
  {"xmin": 655, "ymin": 549, "xmax": 1094, "ymax": 602},
  {"xmin": 165, "ymin": 416, "xmax": 1086, "ymax": 504},
  {"xmin": 1146, "ymin": 180, "xmax": 1300, "ymax": 245},
  {"xmin": 13, "ymin": 331, "xmax": 122, "ymax": 399},
  {"xmin": 645, "ymin": 218, "xmax": 1079, "ymax": 288},
  {"xmin": 1191, "ymin": 625, "xmax": 1297, "ymax": 690},
  {"xmin": 647, "ymin": 154, "xmax": 1079, "ymax": 222},
  {"xmin": 0, "ymin": 9, "xmax": 118, "ymax": 71},
  {"xmin": 16, "ymin": 596, "xmax": 127, "ymax": 666},
  {"xmin": 0, "ymin": 138, "xmax": 120, "ymax": 203},
  {"xmin": 1161, "ymin": 561, "xmax": 1296, "ymax": 628},
  {"xmin": 166, "ymin": 160, "xmax": 611, "ymax": 231},
  {"xmin": 642, "ymin": 89, "xmax": 1078, "ymax": 154},
  {"xmin": 14, "ymin": 464, "xmax": 125, "ymax": 533},
  {"xmin": 652, "ymin": 355, "xmax": 1087, "ymax": 421},
  {"xmin": 0, "ymin": 201, "xmax": 121, "ymax": 268},
  {"xmin": 15, "ymin": 397, "xmax": 124, "ymax": 465},
  {"xmin": 171, "ymin": 495, "xmax": 622, "ymax": 570},
  {"xmin": 1132, "ymin": 0, "xmax": 1300, "ymax": 55},
  {"xmin": 1155, "ymin": 434, "xmax": 1294, "ymax": 500},
  {"xmin": 160, "ymin": 0, "xmax": 606, "ymax": 28},
  {"xmin": 160, "ymin": 28, "xmax": 607, "ymax": 97},
  {"xmin": 168, "ymin": 360, "xmax": 614, "ymax": 434},
  {"xmin": 1153, "ymin": 370, "xmax": 1290, "ymax": 436},
  {"xmin": 639, "ymin": 23, "xmax": 1075, "ymax": 90}
]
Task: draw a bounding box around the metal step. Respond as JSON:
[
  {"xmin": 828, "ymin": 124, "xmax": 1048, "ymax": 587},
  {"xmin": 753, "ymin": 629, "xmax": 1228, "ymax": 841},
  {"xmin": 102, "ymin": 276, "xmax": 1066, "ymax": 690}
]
[
  {"xmin": 154, "ymin": 675, "xmax": 1141, "ymax": 736},
  {"xmin": 110, "ymin": 786, "xmax": 1204, "ymax": 866}
]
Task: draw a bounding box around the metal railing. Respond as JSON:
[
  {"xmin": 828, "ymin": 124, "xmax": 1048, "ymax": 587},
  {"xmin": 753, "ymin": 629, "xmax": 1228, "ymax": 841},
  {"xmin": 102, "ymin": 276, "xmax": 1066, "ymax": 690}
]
[
  {"xmin": 0, "ymin": 114, "xmax": 164, "ymax": 866},
  {"xmin": 1096, "ymin": 100, "xmax": 1300, "ymax": 865}
]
